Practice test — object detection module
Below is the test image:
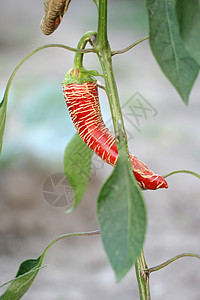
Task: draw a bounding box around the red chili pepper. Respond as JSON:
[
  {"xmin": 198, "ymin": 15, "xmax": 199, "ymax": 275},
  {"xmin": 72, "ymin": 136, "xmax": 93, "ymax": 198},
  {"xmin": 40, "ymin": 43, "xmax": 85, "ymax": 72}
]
[{"xmin": 63, "ymin": 80, "xmax": 168, "ymax": 190}]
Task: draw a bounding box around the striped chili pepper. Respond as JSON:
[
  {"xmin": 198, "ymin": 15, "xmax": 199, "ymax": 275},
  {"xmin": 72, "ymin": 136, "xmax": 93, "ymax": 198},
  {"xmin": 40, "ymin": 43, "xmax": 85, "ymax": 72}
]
[
  {"xmin": 63, "ymin": 32, "xmax": 168, "ymax": 190},
  {"xmin": 63, "ymin": 78, "xmax": 168, "ymax": 190}
]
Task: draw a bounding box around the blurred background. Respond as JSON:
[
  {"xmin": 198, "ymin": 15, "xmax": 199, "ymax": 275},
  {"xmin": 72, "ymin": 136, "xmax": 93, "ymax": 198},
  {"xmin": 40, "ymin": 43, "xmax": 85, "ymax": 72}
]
[{"xmin": 0, "ymin": 0, "xmax": 200, "ymax": 299}]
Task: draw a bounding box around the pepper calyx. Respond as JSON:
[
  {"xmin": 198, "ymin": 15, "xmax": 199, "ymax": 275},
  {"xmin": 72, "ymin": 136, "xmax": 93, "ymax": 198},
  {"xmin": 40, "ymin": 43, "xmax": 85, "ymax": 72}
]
[{"xmin": 62, "ymin": 66, "xmax": 97, "ymax": 85}]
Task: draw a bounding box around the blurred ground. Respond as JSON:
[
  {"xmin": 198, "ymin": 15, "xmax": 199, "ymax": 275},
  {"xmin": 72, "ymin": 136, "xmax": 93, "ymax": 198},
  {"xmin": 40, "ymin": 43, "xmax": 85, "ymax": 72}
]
[{"xmin": 0, "ymin": 0, "xmax": 200, "ymax": 299}]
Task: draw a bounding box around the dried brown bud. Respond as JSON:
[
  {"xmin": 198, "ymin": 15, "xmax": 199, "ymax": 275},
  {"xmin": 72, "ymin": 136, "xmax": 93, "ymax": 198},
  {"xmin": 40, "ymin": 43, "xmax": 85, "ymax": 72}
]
[{"xmin": 40, "ymin": 0, "xmax": 71, "ymax": 35}]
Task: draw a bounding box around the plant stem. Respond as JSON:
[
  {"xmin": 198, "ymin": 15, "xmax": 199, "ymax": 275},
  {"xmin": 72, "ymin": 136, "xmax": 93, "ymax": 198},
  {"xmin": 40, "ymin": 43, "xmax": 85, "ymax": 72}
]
[
  {"xmin": 74, "ymin": 31, "xmax": 97, "ymax": 68},
  {"xmin": 95, "ymin": 2, "xmax": 150, "ymax": 299},
  {"xmin": 94, "ymin": 0, "xmax": 126, "ymax": 144},
  {"xmin": 147, "ymin": 253, "xmax": 200, "ymax": 273},
  {"xmin": 1, "ymin": 42, "xmax": 95, "ymax": 106},
  {"xmin": 97, "ymin": 0, "xmax": 108, "ymax": 47},
  {"xmin": 112, "ymin": 36, "xmax": 149, "ymax": 56},
  {"xmin": 135, "ymin": 251, "xmax": 151, "ymax": 300},
  {"xmin": 164, "ymin": 169, "xmax": 200, "ymax": 180},
  {"xmin": 44, "ymin": 230, "xmax": 100, "ymax": 254}
]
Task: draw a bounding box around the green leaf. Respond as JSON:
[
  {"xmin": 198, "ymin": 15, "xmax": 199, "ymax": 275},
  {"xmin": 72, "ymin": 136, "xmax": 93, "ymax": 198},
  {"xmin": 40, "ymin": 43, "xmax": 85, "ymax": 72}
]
[
  {"xmin": 92, "ymin": 0, "xmax": 99, "ymax": 7},
  {"xmin": 0, "ymin": 231, "xmax": 100, "ymax": 299},
  {"xmin": 146, "ymin": 0, "xmax": 199, "ymax": 104},
  {"xmin": 176, "ymin": 0, "xmax": 200, "ymax": 66},
  {"xmin": 83, "ymin": 69, "xmax": 104, "ymax": 78},
  {"xmin": 97, "ymin": 137, "xmax": 146, "ymax": 281},
  {"xmin": 64, "ymin": 132, "xmax": 93, "ymax": 212},
  {"xmin": 0, "ymin": 256, "xmax": 46, "ymax": 300}
]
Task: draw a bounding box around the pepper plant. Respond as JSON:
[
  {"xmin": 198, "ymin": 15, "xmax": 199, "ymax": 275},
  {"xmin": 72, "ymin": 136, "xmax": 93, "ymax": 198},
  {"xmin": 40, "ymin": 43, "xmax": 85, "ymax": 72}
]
[{"xmin": 0, "ymin": 0, "xmax": 200, "ymax": 299}]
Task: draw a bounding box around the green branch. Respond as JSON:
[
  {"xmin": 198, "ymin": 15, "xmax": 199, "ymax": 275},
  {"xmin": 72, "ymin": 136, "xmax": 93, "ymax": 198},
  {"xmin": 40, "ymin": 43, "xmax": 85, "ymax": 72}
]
[
  {"xmin": 1, "ymin": 43, "xmax": 95, "ymax": 110},
  {"xmin": 45, "ymin": 230, "xmax": 100, "ymax": 254},
  {"xmin": 112, "ymin": 36, "xmax": 149, "ymax": 56},
  {"xmin": 0, "ymin": 43, "xmax": 95, "ymax": 157},
  {"xmin": 164, "ymin": 169, "xmax": 200, "ymax": 180},
  {"xmin": 74, "ymin": 31, "xmax": 97, "ymax": 68},
  {"xmin": 147, "ymin": 253, "xmax": 200, "ymax": 273}
]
